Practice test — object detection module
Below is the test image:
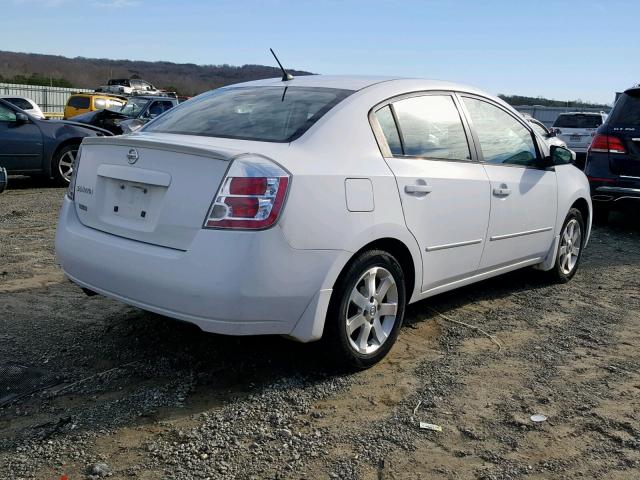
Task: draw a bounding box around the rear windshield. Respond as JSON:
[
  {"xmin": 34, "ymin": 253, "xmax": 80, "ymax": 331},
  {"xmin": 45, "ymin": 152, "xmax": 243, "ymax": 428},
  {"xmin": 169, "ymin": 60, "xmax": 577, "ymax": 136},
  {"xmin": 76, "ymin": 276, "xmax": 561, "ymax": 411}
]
[
  {"xmin": 5, "ymin": 98, "xmax": 33, "ymax": 111},
  {"xmin": 553, "ymin": 114, "xmax": 603, "ymax": 128},
  {"xmin": 144, "ymin": 86, "xmax": 353, "ymax": 142},
  {"xmin": 611, "ymin": 90, "xmax": 640, "ymax": 127}
]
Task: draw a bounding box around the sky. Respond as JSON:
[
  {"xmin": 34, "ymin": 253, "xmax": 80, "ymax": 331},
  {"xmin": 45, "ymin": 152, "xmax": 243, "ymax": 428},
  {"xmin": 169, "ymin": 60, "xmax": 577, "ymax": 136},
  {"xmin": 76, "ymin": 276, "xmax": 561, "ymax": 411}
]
[{"xmin": 1, "ymin": 0, "xmax": 637, "ymax": 104}]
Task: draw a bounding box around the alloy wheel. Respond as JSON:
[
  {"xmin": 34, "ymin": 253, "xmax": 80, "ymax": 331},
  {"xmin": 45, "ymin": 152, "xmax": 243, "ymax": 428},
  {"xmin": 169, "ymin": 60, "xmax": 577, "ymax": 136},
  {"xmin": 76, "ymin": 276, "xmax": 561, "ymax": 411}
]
[
  {"xmin": 559, "ymin": 218, "xmax": 582, "ymax": 275},
  {"xmin": 345, "ymin": 266, "xmax": 398, "ymax": 355},
  {"xmin": 58, "ymin": 149, "xmax": 77, "ymax": 183}
]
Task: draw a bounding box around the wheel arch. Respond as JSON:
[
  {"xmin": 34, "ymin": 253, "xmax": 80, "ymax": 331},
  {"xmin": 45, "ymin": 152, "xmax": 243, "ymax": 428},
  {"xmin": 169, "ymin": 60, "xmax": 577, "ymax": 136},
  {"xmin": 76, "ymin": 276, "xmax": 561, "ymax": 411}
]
[
  {"xmin": 571, "ymin": 197, "xmax": 590, "ymax": 227},
  {"xmin": 338, "ymin": 238, "xmax": 417, "ymax": 303}
]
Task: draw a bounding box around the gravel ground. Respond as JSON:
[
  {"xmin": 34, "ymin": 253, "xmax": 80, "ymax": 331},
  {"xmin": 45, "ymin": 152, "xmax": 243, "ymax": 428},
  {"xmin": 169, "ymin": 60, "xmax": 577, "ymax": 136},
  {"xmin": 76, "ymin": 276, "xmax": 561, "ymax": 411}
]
[{"xmin": 1, "ymin": 177, "xmax": 639, "ymax": 479}]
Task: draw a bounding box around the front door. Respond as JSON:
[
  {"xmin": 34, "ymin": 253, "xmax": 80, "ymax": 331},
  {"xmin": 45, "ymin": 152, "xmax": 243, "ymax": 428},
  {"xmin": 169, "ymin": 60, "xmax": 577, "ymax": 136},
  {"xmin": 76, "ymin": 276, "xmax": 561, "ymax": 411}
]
[
  {"xmin": 0, "ymin": 103, "xmax": 43, "ymax": 172},
  {"xmin": 460, "ymin": 96, "xmax": 557, "ymax": 269},
  {"xmin": 373, "ymin": 93, "xmax": 490, "ymax": 292}
]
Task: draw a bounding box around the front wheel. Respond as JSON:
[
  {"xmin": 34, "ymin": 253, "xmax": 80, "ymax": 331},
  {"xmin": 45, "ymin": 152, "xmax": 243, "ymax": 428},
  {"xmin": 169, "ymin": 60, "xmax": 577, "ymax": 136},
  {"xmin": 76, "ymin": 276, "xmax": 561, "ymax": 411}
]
[
  {"xmin": 549, "ymin": 208, "xmax": 585, "ymax": 283},
  {"xmin": 52, "ymin": 144, "xmax": 79, "ymax": 186},
  {"xmin": 324, "ymin": 250, "xmax": 406, "ymax": 370}
]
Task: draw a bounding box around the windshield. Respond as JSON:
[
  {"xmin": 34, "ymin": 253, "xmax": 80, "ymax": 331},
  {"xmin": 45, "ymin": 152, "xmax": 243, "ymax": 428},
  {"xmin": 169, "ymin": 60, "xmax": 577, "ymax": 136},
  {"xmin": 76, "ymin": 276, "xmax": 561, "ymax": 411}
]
[
  {"xmin": 553, "ymin": 114, "xmax": 603, "ymax": 128},
  {"xmin": 118, "ymin": 98, "xmax": 150, "ymax": 117},
  {"xmin": 144, "ymin": 86, "xmax": 354, "ymax": 142},
  {"xmin": 611, "ymin": 90, "xmax": 640, "ymax": 127}
]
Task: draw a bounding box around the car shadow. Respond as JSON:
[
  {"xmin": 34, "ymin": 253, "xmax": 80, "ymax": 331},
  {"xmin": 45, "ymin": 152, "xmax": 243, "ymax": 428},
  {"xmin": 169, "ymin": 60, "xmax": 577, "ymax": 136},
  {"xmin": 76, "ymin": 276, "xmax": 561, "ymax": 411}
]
[{"xmin": 5, "ymin": 175, "xmax": 61, "ymax": 190}]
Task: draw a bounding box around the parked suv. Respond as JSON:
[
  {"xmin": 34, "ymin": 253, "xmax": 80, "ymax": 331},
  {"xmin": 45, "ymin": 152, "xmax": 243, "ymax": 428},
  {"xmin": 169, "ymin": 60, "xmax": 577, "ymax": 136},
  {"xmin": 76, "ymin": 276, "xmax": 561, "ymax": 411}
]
[
  {"xmin": 56, "ymin": 76, "xmax": 591, "ymax": 368},
  {"xmin": 552, "ymin": 112, "xmax": 607, "ymax": 154},
  {"xmin": 585, "ymin": 85, "xmax": 640, "ymax": 222}
]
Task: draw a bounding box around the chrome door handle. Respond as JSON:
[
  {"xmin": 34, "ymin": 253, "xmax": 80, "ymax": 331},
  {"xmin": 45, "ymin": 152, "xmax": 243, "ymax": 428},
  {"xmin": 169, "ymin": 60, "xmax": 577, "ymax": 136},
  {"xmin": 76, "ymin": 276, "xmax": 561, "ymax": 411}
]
[
  {"xmin": 404, "ymin": 184, "xmax": 432, "ymax": 195},
  {"xmin": 493, "ymin": 184, "xmax": 511, "ymax": 197}
]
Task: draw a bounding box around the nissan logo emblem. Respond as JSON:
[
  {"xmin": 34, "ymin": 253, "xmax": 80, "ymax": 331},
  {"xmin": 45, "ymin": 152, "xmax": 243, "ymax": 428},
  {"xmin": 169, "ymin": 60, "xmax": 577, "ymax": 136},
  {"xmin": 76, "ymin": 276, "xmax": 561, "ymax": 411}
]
[{"xmin": 127, "ymin": 148, "xmax": 139, "ymax": 164}]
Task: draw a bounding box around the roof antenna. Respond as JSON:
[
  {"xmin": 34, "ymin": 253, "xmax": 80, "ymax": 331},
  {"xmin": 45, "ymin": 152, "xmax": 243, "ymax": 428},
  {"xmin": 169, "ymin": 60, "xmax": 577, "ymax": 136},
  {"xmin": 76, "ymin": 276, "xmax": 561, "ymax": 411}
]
[{"xmin": 270, "ymin": 48, "xmax": 294, "ymax": 82}]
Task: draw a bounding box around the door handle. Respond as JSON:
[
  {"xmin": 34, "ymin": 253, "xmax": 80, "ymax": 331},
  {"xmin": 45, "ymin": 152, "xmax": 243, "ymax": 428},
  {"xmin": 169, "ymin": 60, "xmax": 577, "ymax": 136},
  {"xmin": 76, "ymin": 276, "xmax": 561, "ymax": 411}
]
[
  {"xmin": 493, "ymin": 184, "xmax": 511, "ymax": 197},
  {"xmin": 404, "ymin": 184, "xmax": 432, "ymax": 195}
]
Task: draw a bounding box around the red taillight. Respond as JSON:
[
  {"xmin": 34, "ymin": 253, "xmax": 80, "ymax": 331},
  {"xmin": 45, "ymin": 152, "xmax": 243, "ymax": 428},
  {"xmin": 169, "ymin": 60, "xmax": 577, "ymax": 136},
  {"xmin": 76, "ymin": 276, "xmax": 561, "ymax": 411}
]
[
  {"xmin": 204, "ymin": 156, "xmax": 290, "ymax": 230},
  {"xmin": 589, "ymin": 134, "xmax": 626, "ymax": 154},
  {"xmin": 224, "ymin": 196, "xmax": 260, "ymax": 218},
  {"xmin": 229, "ymin": 177, "xmax": 268, "ymax": 195}
]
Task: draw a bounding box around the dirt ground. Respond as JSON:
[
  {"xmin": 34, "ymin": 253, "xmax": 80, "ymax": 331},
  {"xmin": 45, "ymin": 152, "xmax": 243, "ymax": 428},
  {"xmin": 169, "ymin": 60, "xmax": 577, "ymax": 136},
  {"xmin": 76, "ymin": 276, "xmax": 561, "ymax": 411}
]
[{"xmin": 1, "ymin": 177, "xmax": 639, "ymax": 480}]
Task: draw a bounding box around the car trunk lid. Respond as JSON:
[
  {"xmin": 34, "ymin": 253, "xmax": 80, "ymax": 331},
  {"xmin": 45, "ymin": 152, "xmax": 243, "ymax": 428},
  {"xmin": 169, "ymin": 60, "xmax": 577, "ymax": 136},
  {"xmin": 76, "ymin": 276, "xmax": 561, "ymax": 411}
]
[{"xmin": 72, "ymin": 135, "xmax": 244, "ymax": 250}]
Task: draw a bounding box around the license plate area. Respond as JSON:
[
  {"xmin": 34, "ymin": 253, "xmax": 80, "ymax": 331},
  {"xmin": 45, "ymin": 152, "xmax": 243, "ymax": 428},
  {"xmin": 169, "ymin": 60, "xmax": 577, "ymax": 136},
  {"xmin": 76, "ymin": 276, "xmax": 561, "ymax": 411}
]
[
  {"xmin": 570, "ymin": 135, "xmax": 582, "ymax": 141},
  {"xmin": 113, "ymin": 180, "xmax": 153, "ymax": 220},
  {"xmin": 100, "ymin": 177, "xmax": 165, "ymax": 231}
]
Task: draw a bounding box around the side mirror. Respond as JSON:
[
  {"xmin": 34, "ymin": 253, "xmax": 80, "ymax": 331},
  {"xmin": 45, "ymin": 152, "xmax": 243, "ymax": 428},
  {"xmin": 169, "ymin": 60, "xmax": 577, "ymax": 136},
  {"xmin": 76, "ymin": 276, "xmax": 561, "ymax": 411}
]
[
  {"xmin": 546, "ymin": 130, "xmax": 557, "ymax": 138},
  {"xmin": 549, "ymin": 145, "xmax": 575, "ymax": 166},
  {"xmin": 15, "ymin": 112, "xmax": 29, "ymax": 125}
]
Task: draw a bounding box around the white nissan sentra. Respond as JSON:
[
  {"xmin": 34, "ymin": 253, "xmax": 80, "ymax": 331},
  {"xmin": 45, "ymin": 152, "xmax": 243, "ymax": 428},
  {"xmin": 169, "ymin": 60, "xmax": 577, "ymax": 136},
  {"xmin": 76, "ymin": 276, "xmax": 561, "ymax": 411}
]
[{"xmin": 56, "ymin": 75, "xmax": 591, "ymax": 368}]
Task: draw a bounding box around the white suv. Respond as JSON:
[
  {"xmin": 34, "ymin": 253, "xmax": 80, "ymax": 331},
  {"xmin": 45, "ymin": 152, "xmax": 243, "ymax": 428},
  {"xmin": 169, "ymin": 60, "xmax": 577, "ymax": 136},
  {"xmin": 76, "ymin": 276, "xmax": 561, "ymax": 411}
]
[
  {"xmin": 552, "ymin": 112, "xmax": 607, "ymax": 153},
  {"xmin": 56, "ymin": 76, "xmax": 592, "ymax": 368}
]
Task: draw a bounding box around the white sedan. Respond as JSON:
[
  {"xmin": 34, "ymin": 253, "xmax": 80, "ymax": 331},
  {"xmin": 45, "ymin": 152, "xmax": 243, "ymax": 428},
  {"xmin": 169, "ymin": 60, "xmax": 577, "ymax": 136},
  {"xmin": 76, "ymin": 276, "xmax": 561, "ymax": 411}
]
[
  {"xmin": 0, "ymin": 96, "xmax": 45, "ymax": 118},
  {"xmin": 56, "ymin": 76, "xmax": 592, "ymax": 368}
]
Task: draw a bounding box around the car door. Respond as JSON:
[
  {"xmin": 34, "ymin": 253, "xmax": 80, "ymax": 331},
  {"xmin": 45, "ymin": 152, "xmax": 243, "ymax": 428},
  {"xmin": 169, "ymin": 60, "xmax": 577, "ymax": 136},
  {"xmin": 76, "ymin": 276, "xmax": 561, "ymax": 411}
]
[
  {"xmin": 373, "ymin": 93, "xmax": 491, "ymax": 292},
  {"xmin": 459, "ymin": 95, "xmax": 557, "ymax": 270},
  {"xmin": 0, "ymin": 102, "xmax": 43, "ymax": 172}
]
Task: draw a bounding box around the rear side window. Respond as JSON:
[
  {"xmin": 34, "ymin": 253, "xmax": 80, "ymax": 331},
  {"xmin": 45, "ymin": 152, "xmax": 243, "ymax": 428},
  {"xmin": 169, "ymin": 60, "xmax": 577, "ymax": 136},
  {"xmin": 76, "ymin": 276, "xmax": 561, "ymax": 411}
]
[
  {"xmin": 611, "ymin": 90, "xmax": 640, "ymax": 126},
  {"xmin": 68, "ymin": 96, "xmax": 91, "ymax": 109},
  {"xmin": 145, "ymin": 86, "xmax": 353, "ymax": 142},
  {"xmin": 5, "ymin": 98, "xmax": 33, "ymax": 111},
  {"xmin": 374, "ymin": 105, "xmax": 402, "ymax": 155},
  {"xmin": 391, "ymin": 95, "xmax": 471, "ymax": 160},
  {"xmin": 463, "ymin": 97, "xmax": 538, "ymax": 167},
  {"xmin": 553, "ymin": 114, "xmax": 603, "ymax": 128}
]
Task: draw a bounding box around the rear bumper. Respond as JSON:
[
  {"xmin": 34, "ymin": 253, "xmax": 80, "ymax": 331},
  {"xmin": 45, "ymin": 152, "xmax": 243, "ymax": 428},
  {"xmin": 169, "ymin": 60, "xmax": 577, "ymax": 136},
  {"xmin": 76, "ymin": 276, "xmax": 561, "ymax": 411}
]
[
  {"xmin": 591, "ymin": 185, "xmax": 640, "ymax": 208},
  {"xmin": 55, "ymin": 197, "xmax": 341, "ymax": 341}
]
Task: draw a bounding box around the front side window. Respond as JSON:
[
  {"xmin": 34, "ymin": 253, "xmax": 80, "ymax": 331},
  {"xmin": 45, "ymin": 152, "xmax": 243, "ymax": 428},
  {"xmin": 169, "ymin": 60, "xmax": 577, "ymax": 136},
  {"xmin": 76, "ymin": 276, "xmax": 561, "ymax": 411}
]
[
  {"xmin": 0, "ymin": 104, "xmax": 17, "ymax": 122},
  {"xmin": 145, "ymin": 86, "xmax": 353, "ymax": 142},
  {"xmin": 391, "ymin": 95, "xmax": 471, "ymax": 160},
  {"xmin": 463, "ymin": 97, "xmax": 538, "ymax": 167},
  {"xmin": 374, "ymin": 105, "xmax": 402, "ymax": 155}
]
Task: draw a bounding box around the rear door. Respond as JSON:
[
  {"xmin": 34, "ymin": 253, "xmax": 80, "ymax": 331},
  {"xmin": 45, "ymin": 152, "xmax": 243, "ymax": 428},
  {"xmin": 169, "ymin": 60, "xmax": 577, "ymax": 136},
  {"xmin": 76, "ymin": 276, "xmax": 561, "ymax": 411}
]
[
  {"xmin": 0, "ymin": 102, "xmax": 43, "ymax": 172},
  {"xmin": 372, "ymin": 93, "xmax": 490, "ymax": 292},
  {"xmin": 608, "ymin": 89, "xmax": 640, "ymax": 179},
  {"xmin": 460, "ymin": 95, "xmax": 557, "ymax": 269}
]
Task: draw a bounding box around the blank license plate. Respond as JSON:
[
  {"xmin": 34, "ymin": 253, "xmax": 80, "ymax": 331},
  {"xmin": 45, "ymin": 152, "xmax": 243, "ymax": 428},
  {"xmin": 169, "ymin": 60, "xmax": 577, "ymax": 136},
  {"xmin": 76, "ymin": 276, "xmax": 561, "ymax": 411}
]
[{"xmin": 112, "ymin": 181, "xmax": 153, "ymax": 221}]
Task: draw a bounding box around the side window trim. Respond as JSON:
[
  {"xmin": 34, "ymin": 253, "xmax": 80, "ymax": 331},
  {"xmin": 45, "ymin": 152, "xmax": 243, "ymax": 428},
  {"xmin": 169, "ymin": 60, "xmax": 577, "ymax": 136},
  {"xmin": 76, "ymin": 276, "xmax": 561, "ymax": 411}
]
[
  {"xmin": 368, "ymin": 90, "xmax": 478, "ymax": 163},
  {"xmin": 388, "ymin": 104, "xmax": 405, "ymax": 155},
  {"xmin": 456, "ymin": 92, "xmax": 544, "ymax": 169}
]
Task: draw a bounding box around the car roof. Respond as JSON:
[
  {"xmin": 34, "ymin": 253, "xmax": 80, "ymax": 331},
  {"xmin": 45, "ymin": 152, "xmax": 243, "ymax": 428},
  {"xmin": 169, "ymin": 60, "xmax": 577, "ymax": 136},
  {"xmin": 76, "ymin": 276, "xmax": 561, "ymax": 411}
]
[
  {"xmin": 129, "ymin": 96, "xmax": 174, "ymax": 101},
  {"xmin": 229, "ymin": 75, "xmax": 493, "ymax": 97}
]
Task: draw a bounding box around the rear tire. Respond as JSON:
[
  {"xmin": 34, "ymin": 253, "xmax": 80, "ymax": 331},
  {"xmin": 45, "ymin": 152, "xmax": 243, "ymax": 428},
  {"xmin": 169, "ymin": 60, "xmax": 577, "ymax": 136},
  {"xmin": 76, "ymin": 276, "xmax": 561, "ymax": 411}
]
[
  {"xmin": 52, "ymin": 144, "xmax": 79, "ymax": 186},
  {"xmin": 324, "ymin": 249, "xmax": 406, "ymax": 370},
  {"xmin": 548, "ymin": 208, "xmax": 585, "ymax": 283}
]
